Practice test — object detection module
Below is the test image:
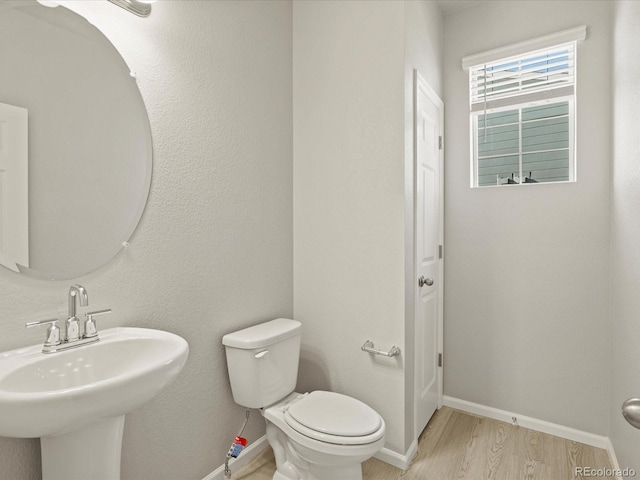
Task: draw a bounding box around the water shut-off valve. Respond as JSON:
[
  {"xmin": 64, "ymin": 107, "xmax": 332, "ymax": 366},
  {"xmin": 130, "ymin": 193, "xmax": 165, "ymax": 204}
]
[
  {"xmin": 224, "ymin": 410, "xmax": 251, "ymax": 479},
  {"xmin": 227, "ymin": 436, "xmax": 247, "ymax": 459}
]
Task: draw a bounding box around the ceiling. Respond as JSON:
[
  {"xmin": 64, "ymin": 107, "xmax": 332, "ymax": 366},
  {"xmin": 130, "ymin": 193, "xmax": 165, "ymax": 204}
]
[{"xmin": 437, "ymin": 0, "xmax": 486, "ymax": 15}]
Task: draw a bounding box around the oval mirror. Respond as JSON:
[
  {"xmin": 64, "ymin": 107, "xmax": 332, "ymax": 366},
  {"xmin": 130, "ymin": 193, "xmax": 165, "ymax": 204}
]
[{"xmin": 0, "ymin": 1, "xmax": 152, "ymax": 280}]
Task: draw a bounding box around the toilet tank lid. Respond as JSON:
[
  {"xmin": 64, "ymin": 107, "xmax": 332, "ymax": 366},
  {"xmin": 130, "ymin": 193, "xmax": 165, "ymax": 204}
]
[{"xmin": 222, "ymin": 318, "xmax": 301, "ymax": 349}]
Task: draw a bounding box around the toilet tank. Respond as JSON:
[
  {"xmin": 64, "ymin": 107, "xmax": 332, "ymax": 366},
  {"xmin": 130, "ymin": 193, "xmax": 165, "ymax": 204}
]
[{"xmin": 222, "ymin": 318, "xmax": 301, "ymax": 409}]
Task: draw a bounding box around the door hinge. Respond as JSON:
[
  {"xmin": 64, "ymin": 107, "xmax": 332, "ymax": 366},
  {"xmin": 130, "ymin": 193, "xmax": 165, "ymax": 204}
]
[
  {"xmin": 438, "ymin": 353, "xmax": 443, "ymax": 367},
  {"xmin": 438, "ymin": 136, "xmax": 443, "ymax": 150},
  {"xmin": 439, "ymin": 245, "xmax": 443, "ymax": 259}
]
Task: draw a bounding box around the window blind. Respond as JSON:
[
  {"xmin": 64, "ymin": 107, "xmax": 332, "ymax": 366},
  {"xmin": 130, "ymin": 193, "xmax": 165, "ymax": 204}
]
[
  {"xmin": 468, "ymin": 44, "xmax": 576, "ymax": 115},
  {"xmin": 463, "ymin": 25, "xmax": 586, "ymax": 113},
  {"xmin": 470, "ymin": 45, "xmax": 575, "ymax": 104}
]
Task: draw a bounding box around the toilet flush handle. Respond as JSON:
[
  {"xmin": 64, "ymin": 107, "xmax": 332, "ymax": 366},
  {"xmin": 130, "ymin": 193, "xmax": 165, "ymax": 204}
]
[{"xmin": 254, "ymin": 350, "xmax": 269, "ymax": 359}]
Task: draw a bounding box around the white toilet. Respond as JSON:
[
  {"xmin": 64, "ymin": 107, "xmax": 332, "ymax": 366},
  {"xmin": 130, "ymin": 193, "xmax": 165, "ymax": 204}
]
[{"xmin": 222, "ymin": 318, "xmax": 386, "ymax": 480}]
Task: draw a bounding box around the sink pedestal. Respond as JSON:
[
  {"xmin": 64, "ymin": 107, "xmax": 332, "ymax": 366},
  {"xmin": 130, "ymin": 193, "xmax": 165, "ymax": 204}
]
[{"xmin": 41, "ymin": 416, "xmax": 125, "ymax": 480}]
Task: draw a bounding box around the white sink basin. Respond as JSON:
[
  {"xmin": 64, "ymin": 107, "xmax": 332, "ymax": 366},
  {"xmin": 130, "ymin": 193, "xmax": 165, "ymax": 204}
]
[
  {"xmin": 0, "ymin": 327, "xmax": 188, "ymax": 439},
  {"xmin": 0, "ymin": 327, "xmax": 188, "ymax": 480}
]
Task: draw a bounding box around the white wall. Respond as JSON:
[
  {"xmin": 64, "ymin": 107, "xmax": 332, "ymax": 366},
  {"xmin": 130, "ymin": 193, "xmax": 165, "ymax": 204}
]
[
  {"xmin": 0, "ymin": 1, "xmax": 292, "ymax": 479},
  {"xmin": 293, "ymin": 0, "xmax": 406, "ymax": 454},
  {"xmin": 293, "ymin": 0, "xmax": 442, "ymax": 456},
  {"xmin": 443, "ymin": 1, "xmax": 612, "ymax": 435},
  {"xmin": 609, "ymin": 0, "xmax": 640, "ymax": 472}
]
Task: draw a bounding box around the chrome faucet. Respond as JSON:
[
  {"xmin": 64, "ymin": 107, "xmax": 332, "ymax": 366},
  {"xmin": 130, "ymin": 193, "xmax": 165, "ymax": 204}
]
[
  {"xmin": 26, "ymin": 285, "xmax": 112, "ymax": 353},
  {"xmin": 67, "ymin": 284, "xmax": 89, "ymax": 342}
]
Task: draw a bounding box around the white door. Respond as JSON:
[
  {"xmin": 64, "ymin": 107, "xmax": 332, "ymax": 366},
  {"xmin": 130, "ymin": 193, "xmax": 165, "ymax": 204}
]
[
  {"xmin": 0, "ymin": 102, "xmax": 29, "ymax": 272},
  {"xmin": 414, "ymin": 71, "xmax": 443, "ymax": 437}
]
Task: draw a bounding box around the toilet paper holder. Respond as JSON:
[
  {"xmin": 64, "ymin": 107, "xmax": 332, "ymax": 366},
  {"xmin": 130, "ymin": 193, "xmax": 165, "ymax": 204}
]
[{"xmin": 361, "ymin": 340, "xmax": 401, "ymax": 357}]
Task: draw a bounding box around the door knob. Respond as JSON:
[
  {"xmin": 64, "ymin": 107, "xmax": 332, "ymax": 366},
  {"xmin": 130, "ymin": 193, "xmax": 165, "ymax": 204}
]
[
  {"xmin": 418, "ymin": 276, "xmax": 434, "ymax": 287},
  {"xmin": 622, "ymin": 398, "xmax": 640, "ymax": 429}
]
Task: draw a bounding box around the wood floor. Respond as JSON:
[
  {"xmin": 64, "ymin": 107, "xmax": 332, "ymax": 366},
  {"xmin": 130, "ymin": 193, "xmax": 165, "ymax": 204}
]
[{"xmin": 232, "ymin": 407, "xmax": 616, "ymax": 480}]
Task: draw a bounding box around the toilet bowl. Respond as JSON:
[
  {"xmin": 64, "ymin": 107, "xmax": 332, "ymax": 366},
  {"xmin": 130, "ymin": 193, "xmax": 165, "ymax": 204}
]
[
  {"xmin": 263, "ymin": 392, "xmax": 385, "ymax": 480},
  {"xmin": 222, "ymin": 319, "xmax": 386, "ymax": 480}
]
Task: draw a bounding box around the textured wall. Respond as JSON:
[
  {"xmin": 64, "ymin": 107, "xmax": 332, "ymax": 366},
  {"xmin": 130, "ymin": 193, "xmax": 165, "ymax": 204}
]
[
  {"xmin": 293, "ymin": 0, "xmax": 407, "ymax": 454},
  {"xmin": 609, "ymin": 0, "xmax": 640, "ymax": 472},
  {"xmin": 0, "ymin": 1, "xmax": 292, "ymax": 479},
  {"xmin": 442, "ymin": 1, "xmax": 612, "ymax": 435},
  {"xmin": 293, "ymin": 0, "xmax": 443, "ymax": 456}
]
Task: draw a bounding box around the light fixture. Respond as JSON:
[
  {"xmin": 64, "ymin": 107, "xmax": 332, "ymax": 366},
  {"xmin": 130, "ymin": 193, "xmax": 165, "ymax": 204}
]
[{"xmin": 107, "ymin": 0, "xmax": 156, "ymax": 17}]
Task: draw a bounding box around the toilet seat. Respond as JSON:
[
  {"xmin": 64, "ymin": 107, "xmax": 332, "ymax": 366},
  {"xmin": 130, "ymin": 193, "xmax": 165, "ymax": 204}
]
[{"xmin": 284, "ymin": 391, "xmax": 384, "ymax": 445}]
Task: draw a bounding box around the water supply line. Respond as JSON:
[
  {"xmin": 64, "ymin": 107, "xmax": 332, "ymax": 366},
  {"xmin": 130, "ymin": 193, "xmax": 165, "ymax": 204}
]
[{"xmin": 224, "ymin": 409, "xmax": 251, "ymax": 479}]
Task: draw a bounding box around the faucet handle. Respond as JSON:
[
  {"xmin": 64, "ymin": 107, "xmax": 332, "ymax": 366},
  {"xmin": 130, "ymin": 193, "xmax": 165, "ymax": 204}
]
[
  {"xmin": 25, "ymin": 318, "xmax": 62, "ymax": 348},
  {"xmin": 84, "ymin": 309, "xmax": 111, "ymax": 338}
]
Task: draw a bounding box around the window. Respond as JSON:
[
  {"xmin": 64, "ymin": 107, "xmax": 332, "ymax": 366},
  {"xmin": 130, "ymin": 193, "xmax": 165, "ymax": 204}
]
[{"xmin": 463, "ymin": 26, "xmax": 586, "ymax": 187}]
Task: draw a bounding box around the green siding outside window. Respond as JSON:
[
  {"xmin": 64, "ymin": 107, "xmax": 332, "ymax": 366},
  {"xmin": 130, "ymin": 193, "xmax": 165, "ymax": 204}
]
[{"xmin": 476, "ymin": 101, "xmax": 571, "ymax": 187}]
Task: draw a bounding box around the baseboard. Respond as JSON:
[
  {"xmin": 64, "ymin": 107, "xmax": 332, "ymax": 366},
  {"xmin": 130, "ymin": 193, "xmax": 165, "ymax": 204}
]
[
  {"xmin": 604, "ymin": 437, "xmax": 624, "ymax": 480},
  {"xmin": 202, "ymin": 434, "xmax": 416, "ymax": 477},
  {"xmin": 203, "ymin": 404, "xmax": 620, "ymax": 479},
  {"xmin": 374, "ymin": 438, "xmax": 417, "ymax": 471},
  {"xmin": 443, "ymin": 396, "xmax": 610, "ymax": 449},
  {"xmin": 202, "ymin": 435, "xmax": 269, "ymax": 480}
]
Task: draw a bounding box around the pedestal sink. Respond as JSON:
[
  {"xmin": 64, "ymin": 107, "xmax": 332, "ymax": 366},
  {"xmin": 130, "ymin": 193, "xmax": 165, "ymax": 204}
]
[{"xmin": 0, "ymin": 327, "xmax": 189, "ymax": 480}]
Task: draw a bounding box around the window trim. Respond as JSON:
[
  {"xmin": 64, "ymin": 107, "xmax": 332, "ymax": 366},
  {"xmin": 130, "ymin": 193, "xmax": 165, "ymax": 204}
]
[
  {"xmin": 461, "ymin": 25, "xmax": 586, "ymax": 71},
  {"xmin": 464, "ymin": 26, "xmax": 586, "ymax": 188}
]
